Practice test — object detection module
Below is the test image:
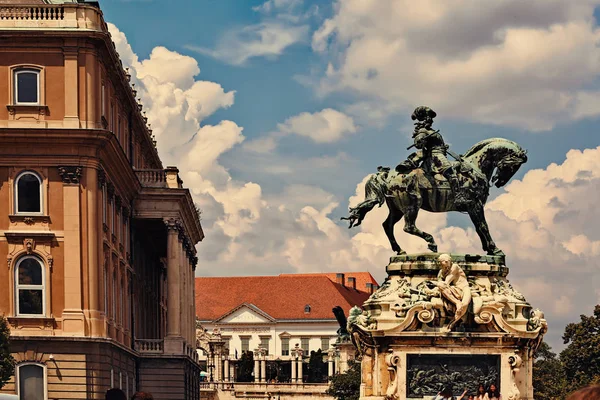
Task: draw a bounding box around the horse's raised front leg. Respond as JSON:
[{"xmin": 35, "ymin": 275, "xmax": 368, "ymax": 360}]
[
  {"xmin": 468, "ymin": 205, "xmax": 504, "ymax": 256},
  {"xmin": 403, "ymin": 207, "xmax": 438, "ymax": 252},
  {"xmin": 382, "ymin": 208, "xmax": 405, "ymax": 255}
]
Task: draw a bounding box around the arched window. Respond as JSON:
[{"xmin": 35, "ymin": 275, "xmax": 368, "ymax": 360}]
[
  {"xmin": 15, "ymin": 256, "xmax": 45, "ymax": 316},
  {"xmin": 304, "ymin": 304, "xmax": 311, "ymax": 313},
  {"xmin": 14, "ymin": 69, "xmax": 40, "ymax": 105},
  {"xmin": 18, "ymin": 363, "xmax": 46, "ymax": 400},
  {"xmin": 15, "ymin": 171, "xmax": 42, "ymax": 214}
]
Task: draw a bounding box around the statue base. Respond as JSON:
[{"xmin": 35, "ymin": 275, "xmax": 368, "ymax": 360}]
[{"xmin": 350, "ymin": 254, "xmax": 546, "ymax": 400}]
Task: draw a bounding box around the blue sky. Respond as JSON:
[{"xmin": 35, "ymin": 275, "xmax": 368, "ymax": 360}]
[{"xmin": 101, "ymin": 0, "xmax": 600, "ymax": 350}]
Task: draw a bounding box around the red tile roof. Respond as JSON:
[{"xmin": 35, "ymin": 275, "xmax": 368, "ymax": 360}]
[
  {"xmin": 195, "ymin": 273, "xmax": 378, "ymax": 322},
  {"xmin": 279, "ymin": 272, "xmax": 378, "ymax": 293}
]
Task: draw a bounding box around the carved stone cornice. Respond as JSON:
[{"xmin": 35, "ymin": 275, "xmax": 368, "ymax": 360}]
[
  {"xmin": 58, "ymin": 166, "xmax": 82, "ymax": 184},
  {"xmin": 98, "ymin": 169, "xmax": 106, "ymax": 189},
  {"xmin": 106, "ymin": 182, "xmax": 115, "ymax": 198},
  {"xmin": 191, "ymin": 256, "xmax": 198, "ymax": 270}
]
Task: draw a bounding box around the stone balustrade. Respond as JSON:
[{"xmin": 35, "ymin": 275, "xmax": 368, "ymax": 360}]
[
  {"xmin": 135, "ymin": 338, "xmax": 164, "ymax": 354},
  {"xmin": 135, "ymin": 169, "xmax": 167, "ymax": 188},
  {"xmin": 0, "ymin": 4, "xmax": 107, "ymax": 31}
]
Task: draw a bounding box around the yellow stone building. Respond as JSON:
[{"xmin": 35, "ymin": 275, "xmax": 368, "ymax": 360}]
[{"xmin": 0, "ymin": 1, "xmax": 203, "ymax": 399}]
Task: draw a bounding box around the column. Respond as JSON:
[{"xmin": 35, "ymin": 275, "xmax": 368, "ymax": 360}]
[
  {"xmin": 59, "ymin": 166, "xmax": 85, "ymax": 334},
  {"xmin": 63, "ymin": 43, "xmax": 80, "ymax": 128},
  {"xmin": 224, "ymin": 358, "xmax": 230, "ymax": 382},
  {"xmin": 290, "ymin": 357, "xmax": 296, "ymax": 383},
  {"xmin": 297, "ymin": 353, "xmax": 303, "ymax": 384},
  {"xmin": 86, "ymin": 167, "xmax": 102, "ymax": 335},
  {"xmin": 230, "ymin": 361, "xmax": 236, "ymax": 383},
  {"xmin": 165, "ymin": 218, "xmax": 182, "ymax": 352},
  {"xmin": 254, "ymin": 352, "xmax": 260, "ymax": 383},
  {"xmin": 179, "ymin": 236, "xmax": 187, "ymax": 344},
  {"xmin": 260, "ymin": 353, "xmax": 266, "ymax": 383},
  {"xmin": 84, "ymin": 50, "xmax": 97, "ymax": 129},
  {"xmin": 328, "ymin": 349, "xmax": 334, "ymax": 377}
]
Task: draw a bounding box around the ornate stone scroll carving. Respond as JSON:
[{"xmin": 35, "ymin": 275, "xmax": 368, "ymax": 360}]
[
  {"xmin": 58, "ymin": 166, "xmax": 82, "ymax": 184},
  {"xmin": 385, "ymin": 351, "xmax": 401, "ymax": 400}
]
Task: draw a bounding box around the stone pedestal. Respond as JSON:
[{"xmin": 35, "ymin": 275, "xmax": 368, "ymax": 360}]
[{"xmin": 351, "ymin": 254, "xmax": 547, "ymax": 400}]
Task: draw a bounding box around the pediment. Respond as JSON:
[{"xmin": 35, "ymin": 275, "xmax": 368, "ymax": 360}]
[{"xmin": 216, "ymin": 303, "xmax": 274, "ymax": 324}]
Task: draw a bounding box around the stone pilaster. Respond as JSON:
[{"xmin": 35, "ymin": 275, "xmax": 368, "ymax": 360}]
[
  {"xmin": 59, "ymin": 166, "xmax": 85, "ymax": 335},
  {"xmin": 63, "ymin": 45, "xmax": 80, "ymax": 128}
]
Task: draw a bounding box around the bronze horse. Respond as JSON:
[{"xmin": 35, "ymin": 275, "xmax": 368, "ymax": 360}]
[{"xmin": 343, "ymin": 138, "xmax": 528, "ymax": 256}]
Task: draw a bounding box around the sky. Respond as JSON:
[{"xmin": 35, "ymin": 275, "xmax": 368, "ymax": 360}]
[{"xmin": 99, "ymin": 0, "xmax": 600, "ymax": 351}]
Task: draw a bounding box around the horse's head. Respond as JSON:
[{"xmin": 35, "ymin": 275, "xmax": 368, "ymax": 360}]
[{"xmin": 492, "ymin": 149, "xmax": 528, "ymax": 187}]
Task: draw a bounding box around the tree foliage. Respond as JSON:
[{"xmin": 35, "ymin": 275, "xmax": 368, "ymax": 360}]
[
  {"xmin": 0, "ymin": 315, "xmax": 15, "ymax": 390},
  {"xmin": 236, "ymin": 351, "xmax": 255, "ymax": 382},
  {"xmin": 533, "ymin": 342, "xmax": 568, "ymax": 400},
  {"xmin": 307, "ymin": 349, "xmax": 327, "ymax": 383},
  {"xmin": 326, "ymin": 359, "xmax": 360, "ymax": 400},
  {"xmin": 560, "ymin": 305, "xmax": 600, "ymax": 389},
  {"xmin": 532, "ymin": 305, "xmax": 600, "ymax": 399}
]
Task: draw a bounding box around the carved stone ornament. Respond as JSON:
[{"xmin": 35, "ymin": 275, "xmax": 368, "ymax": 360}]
[
  {"xmin": 385, "ymin": 351, "xmax": 401, "ymax": 400},
  {"xmin": 106, "ymin": 182, "xmax": 115, "ymax": 198},
  {"xmin": 98, "ymin": 169, "xmax": 106, "ymax": 188},
  {"xmin": 164, "ymin": 217, "xmax": 181, "ymax": 231},
  {"xmin": 115, "ymin": 195, "xmax": 122, "ymax": 210},
  {"xmin": 24, "ymin": 238, "xmax": 35, "ymax": 254},
  {"xmin": 355, "ymin": 254, "xmax": 547, "ymax": 340},
  {"xmin": 507, "ymin": 353, "xmax": 523, "ymax": 400},
  {"xmin": 57, "ymin": 166, "xmax": 82, "ymax": 184}
]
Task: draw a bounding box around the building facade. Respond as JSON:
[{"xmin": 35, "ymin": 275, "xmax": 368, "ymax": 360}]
[
  {"xmin": 195, "ymin": 273, "xmax": 378, "ymax": 383},
  {"xmin": 0, "ymin": 1, "xmax": 203, "ymax": 399}
]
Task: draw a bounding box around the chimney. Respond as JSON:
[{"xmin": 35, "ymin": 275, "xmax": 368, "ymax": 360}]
[
  {"xmin": 347, "ymin": 277, "xmax": 356, "ymax": 290},
  {"xmin": 366, "ymin": 283, "xmax": 373, "ymax": 294},
  {"xmin": 336, "ymin": 273, "xmax": 345, "ymax": 286}
]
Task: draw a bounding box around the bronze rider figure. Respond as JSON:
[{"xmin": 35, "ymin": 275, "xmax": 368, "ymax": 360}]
[{"xmin": 396, "ymin": 106, "xmax": 468, "ymax": 205}]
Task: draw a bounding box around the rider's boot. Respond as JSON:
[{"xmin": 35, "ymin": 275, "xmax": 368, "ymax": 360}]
[{"xmin": 445, "ymin": 170, "xmax": 469, "ymax": 206}]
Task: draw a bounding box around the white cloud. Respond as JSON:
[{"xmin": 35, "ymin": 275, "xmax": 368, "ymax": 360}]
[
  {"xmin": 244, "ymin": 108, "xmax": 357, "ymax": 153},
  {"xmin": 187, "ymin": 22, "xmax": 309, "ymax": 66},
  {"xmin": 253, "ymin": 0, "xmax": 303, "ymax": 14},
  {"xmin": 312, "ymin": 0, "xmax": 600, "ymax": 130},
  {"xmin": 278, "ymin": 108, "xmax": 357, "ymax": 143}
]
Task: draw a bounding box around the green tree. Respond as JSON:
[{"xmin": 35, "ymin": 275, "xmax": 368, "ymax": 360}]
[
  {"xmin": 561, "ymin": 305, "xmax": 600, "ymax": 391},
  {"xmin": 533, "ymin": 341, "xmax": 568, "ymax": 400},
  {"xmin": 236, "ymin": 351, "xmax": 255, "ymax": 382},
  {"xmin": 326, "ymin": 359, "xmax": 360, "ymax": 400},
  {"xmin": 307, "ymin": 349, "xmax": 327, "ymax": 383},
  {"xmin": 0, "ymin": 315, "xmax": 15, "ymax": 389}
]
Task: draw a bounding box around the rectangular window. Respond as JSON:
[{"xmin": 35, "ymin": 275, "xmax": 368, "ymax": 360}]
[
  {"xmin": 103, "ymin": 263, "xmax": 108, "ymax": 313},
  {"xmin": 321, "ymin": 337, "xmax": 330, "ymax": 351},
  {"xmin": 14, "ymin": 69, "xmax": 39, "ymax": 105},
  {"xmin": 110, "ymin": 102, "xmax": 114, "ymax": 131},
  {"xmin": 116, "ymin": 208, "xmax": 120, "ymax": 243},
  {"xmin": 241, "ymin": 337, "xmax": 250, "ymax": 353},
  {"xmin": 301, "ymin": 338, "xmax": 310, "ymax": 356},
  {"xmin": 112, "ymin": 271, "xmax": 116, "ymax": 319},
  {"xmin": 124, "ymin": 217, "xmax": 128, "ymax": 253},
  {"xmin": 281, "ymin": 338, "xmax": 289, "ymax": 356},
  {"xmin": 259, "ymin": 337, "xmax": 270, "ymax": 354},
  {"xmin": 222, "ymin": 337, "xmax": 231, "ymax": 354}
]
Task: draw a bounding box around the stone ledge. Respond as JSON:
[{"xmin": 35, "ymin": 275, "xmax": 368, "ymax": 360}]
[{"xmin": 387, "ymin": 253, "xmax": 508, "ymax": 277}]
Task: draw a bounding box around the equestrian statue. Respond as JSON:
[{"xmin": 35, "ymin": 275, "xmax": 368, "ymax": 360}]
[{"xmin": 342, "ymin": 106, "xmax": 528, "ymax": 257}]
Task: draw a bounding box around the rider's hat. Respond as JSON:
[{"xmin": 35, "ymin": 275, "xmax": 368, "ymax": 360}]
[{"xmin": 411, "ymin": 106, "xmax": 437, "ymax": 121}]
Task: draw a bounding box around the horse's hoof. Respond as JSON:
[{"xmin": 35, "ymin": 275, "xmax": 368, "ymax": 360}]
[{"xmin": 489, "ymin": 248, "xmax": 505, "ymax": 257}]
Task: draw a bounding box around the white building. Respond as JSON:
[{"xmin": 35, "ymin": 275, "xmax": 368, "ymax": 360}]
[{"xmin": 195, "ymin": 273, "xmax": 378, "ymax": 382}]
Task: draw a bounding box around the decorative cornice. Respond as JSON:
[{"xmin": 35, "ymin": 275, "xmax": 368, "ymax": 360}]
[
  {"xmin": 98, "ymin": 169, "xmax": 106, "ymax": 189},
  {"xmin": 58, "ymin": 166, "xmax": 82, "ymax": 184},
  {"xmin": 106, "ymin": 182, "xmax": 115, "ymax": 198}
]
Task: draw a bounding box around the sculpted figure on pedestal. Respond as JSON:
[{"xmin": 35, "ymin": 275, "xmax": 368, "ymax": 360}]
[
  {"xmin": 428, "ymin": 254, "xmax": 472, "ymax": 331},
  {"xmin": 343, "ymin": 107, "xmax": 528, "ymax": 257}
]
